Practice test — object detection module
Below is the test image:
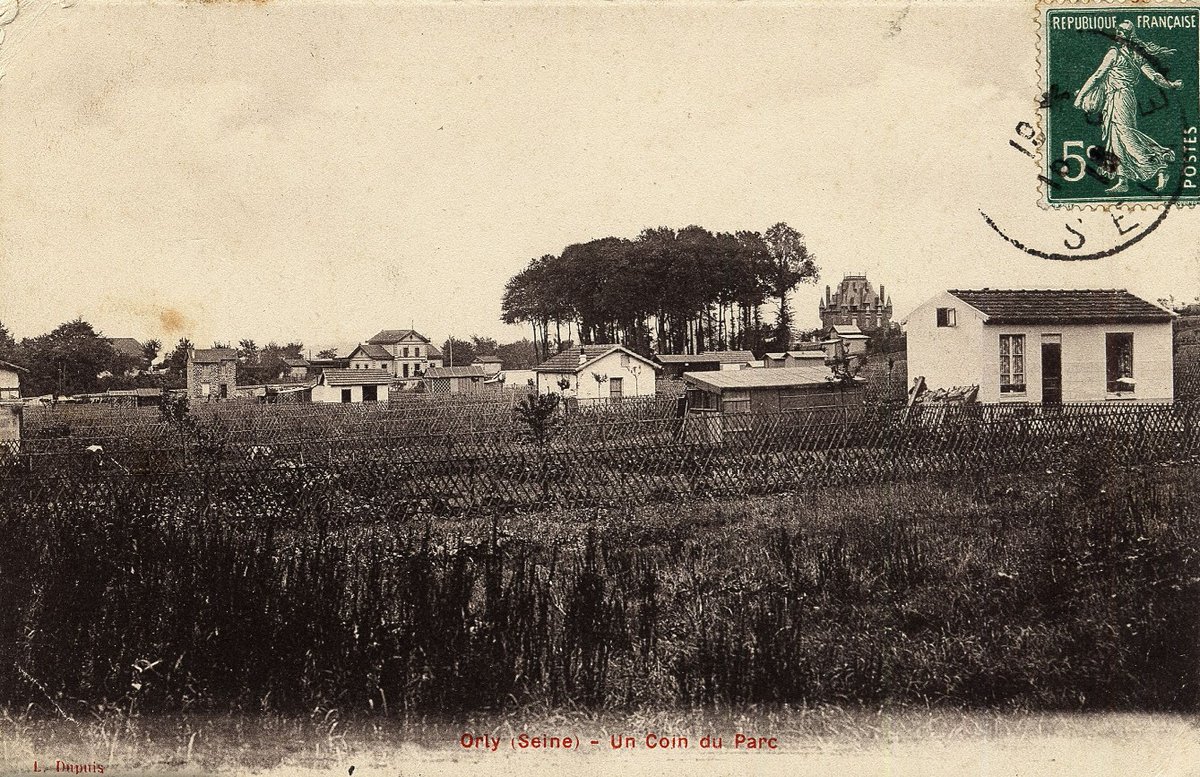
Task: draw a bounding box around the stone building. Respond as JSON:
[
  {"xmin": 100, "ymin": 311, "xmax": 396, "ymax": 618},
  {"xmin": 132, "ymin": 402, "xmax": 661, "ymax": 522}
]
[
  {"xmin": 188, "ymin": 348, "xmax": 238, "ymax": 401},
  {"xmin": 819, "ymin": 274, "xmax": 893, "ymax": 332}
]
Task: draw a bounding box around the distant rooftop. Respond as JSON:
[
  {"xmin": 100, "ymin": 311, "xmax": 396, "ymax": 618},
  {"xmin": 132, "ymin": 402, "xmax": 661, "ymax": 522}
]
[
  {"xmin": 535, "ymin": 345, "xmax": 661, "ymax": 373},
  {"xmin": 425, "ymin": 365, "xmax": 486, "ymax": 379},
  {"xmin": 190, "ymin": 348, "xmax": 238, "ymax": 364},
  {"xmin": 367, "ymin": 329, "xmax": 430, "ymax": 345},
  {"xmin": 321, "ymin": 368, "xmax": 392, "ymax": 386},
  {"xmin": 105, "ymin": 337, "xmax": 144, "ymax": 358}
]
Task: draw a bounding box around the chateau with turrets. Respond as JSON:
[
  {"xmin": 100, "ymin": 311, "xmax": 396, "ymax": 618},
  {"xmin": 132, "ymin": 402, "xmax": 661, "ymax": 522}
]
[{"xmin": 819, "ymin": 274, "xmax": 894, "ymax": 333}]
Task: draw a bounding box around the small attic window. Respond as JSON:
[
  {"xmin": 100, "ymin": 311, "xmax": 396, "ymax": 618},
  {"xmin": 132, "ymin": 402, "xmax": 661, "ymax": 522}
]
[{"xmin": 936, "ymin": 307, "xmax": 957, "ymax": 327}]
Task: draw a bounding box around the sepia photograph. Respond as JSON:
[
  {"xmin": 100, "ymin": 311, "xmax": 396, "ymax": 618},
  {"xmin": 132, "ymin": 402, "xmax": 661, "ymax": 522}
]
[{"xmin": 0, "ymin": 0, "xmax": 1198, "ymax": 774}]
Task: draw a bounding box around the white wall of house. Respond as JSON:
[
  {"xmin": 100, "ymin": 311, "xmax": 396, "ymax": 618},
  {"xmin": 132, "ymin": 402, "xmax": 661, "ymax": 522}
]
[
  {"xmin": 312, "ymin": 383, "xmax": 390, "ymax": 403},
  {"xmin": 504, "ymin": 369, "xmax": 537, "ymax": 390},
  {"xmin": 907, "ymin": 291, "xmax": 987, "ymax": 394},
  {"xmin": 907, "ymin": 292, "xmax": 1173, "ymax": 403},
  {"xmin": 384, "ymin": 338, "xmax": 428, "ymax": 378},
  {"xmin": 356, "ymin": 337, "xmax": 429, "ymax": 378},
  {"xmin": 536, "ymin": 351, "xmax": 658, "ymax": 400},
  {"xmin": 0, "ymin": 367, "xmax": 20, "ymax": 400},
  {"xmin": 975, "ymin": 321, "xmax": 1172, "ymax": 403},
  {"xmin": 349, "ymin": 355, "xmax": 392, "ymax": 372}
]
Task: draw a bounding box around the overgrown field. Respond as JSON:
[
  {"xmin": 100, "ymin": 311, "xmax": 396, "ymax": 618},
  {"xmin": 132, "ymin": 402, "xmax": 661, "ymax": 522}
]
[
  {"xmin": 1, "ymin": 451, "xmax": 1198, "ymax": 716},
  {"xmin": 3, "ymin": 349, "xmax": 1200, "ymax": 718}
]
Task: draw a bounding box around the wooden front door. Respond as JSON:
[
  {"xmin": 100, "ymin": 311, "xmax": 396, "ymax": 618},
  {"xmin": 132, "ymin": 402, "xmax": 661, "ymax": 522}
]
[{"xmin": 1041, "ymin": 342, "xmax": 1062, "ymax": 405}]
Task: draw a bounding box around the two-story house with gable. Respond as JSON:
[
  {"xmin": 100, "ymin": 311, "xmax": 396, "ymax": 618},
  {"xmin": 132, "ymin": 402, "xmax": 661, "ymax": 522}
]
[{"xmin": 347, "ymin": 329, "xmax": 434, "ymax": 379}]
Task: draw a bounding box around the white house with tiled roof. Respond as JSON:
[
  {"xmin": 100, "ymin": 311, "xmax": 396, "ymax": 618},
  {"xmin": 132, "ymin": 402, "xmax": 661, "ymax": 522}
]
[
  {"xmin": 905, "ymin": 289, "xmax": 1174, "ymax": 404},
  {"xmin": 533, "ymin": 345, "xmax": 661, "ymax": 401},
  {"xmin": 313, "ymin": 368, "xmax": 391, "ymax": 403}
]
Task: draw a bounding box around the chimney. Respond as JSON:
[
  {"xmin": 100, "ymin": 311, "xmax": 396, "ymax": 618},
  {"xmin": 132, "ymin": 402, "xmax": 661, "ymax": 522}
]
[
  {"xmin": 578, "ymin": 347, "xmax": 588, "ymax": 366},
  {"xmin": 826, "ymin": 285, "xmax": 831, "ymax": 304},
  {"xmin": 880, "ymin": 285, "xmax": 885, "ymax": 306}
]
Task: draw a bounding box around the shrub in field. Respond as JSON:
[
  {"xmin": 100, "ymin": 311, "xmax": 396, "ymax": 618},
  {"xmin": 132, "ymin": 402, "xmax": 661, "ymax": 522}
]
[{"xmin": 513, "ymin": 392, "xmax": 561, "ymax": 447}]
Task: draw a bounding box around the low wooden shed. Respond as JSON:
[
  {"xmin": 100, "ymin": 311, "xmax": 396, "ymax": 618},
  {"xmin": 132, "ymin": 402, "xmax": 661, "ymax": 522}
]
[{"xmin": 682, "ymin": 364, "xmax": 865, "ymax": 415}]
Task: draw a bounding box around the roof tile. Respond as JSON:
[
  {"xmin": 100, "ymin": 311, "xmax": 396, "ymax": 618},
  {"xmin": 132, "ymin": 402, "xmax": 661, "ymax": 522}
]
[
  {"xmin": 424, "ymin": 365, "xmax": 486, "ymax": 379},
  {"xmin": 948, "ymin": 289, "xmax": 1171, "ymax": 324},
  {"xmin": 322, "ymin": 368, "xmax": 393, "ymax": 386},
  {"xmin": 367, "ymin": 329, "xmax": 429, "ymax": 344},
  {"xmin": 351, "ymin": 343, "xmax": 393, "ymax": 360}
]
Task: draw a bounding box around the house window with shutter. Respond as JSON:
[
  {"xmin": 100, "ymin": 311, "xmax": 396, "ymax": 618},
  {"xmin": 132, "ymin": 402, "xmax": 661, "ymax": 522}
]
[
  {"xmin": 936, "ymin": 307, "xmax": 956, "ymax": 327},
  {"xmin": 999, "ymin": 335, "xmax": 1025, "ymax": 394}
]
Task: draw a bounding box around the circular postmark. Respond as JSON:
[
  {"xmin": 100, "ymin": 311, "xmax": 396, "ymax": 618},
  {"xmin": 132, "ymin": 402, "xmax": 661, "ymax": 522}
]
[
  {"xmin": 979, "ymin": 112, "xmax": 1185, "ymax": 261},
  {"xmin": 979, "ymin": 183, "xmax": 1178, "ymax": 261}
]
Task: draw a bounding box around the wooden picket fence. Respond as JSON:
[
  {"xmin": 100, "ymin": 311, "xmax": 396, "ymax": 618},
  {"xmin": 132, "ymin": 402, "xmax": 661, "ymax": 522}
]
[{"xmin": 5, "ymin": 401, "xmax": 1199, "ymax": 515}]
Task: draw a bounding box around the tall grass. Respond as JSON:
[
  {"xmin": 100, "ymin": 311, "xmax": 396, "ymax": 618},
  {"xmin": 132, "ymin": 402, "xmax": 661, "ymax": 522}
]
[{"xmin": 1, "ymin": 444, "xmax": 1196, "ymax": 717}]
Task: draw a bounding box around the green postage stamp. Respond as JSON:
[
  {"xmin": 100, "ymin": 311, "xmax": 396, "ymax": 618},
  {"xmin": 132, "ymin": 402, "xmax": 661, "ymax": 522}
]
[{"xmin": 1042, "ymin": 2, "xmax": 1200, "ymax": 206}]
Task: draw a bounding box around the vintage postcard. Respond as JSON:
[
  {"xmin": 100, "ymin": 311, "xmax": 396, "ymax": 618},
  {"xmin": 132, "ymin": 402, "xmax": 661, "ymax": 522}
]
[{"xmin": 1, "ymin": 1, "xmax": 1198, "ymax": 775}]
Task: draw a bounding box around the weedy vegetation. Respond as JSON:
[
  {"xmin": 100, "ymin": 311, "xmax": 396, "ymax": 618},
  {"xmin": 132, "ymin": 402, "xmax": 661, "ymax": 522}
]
[{"xmin": 1, "ymin": 345, "xmax": 1199, "ymax": 738}]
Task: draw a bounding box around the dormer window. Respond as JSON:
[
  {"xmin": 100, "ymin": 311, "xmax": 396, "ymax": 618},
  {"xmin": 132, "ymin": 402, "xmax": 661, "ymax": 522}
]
[{"xmin": 936, "ymin": 307, "xmax": 957, "ymax": 327}]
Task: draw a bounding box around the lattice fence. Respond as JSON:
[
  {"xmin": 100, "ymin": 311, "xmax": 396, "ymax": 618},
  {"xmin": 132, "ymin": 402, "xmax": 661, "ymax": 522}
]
[{"xmin": 6, "ymin": 401, "xmax": 1199, "ymax": 516}]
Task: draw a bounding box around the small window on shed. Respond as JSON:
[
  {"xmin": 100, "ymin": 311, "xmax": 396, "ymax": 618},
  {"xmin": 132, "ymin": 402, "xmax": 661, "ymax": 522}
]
[{"xmin": 936, "ymin": 307, "xmax": 957, "ymax": 327}]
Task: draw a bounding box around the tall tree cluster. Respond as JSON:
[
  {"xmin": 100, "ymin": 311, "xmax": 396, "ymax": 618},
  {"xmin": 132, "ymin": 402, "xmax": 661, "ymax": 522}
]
[
  {"xmin": 501, "ymin": 223, "xmax": 817, "ymax": 360},
  {"xmin": 230, "ymin": 340, "xmax": 306, "ymax": 385},
  {"xmin": 0, "ymin": 319, "xmax": 144, "ymax": 396}
]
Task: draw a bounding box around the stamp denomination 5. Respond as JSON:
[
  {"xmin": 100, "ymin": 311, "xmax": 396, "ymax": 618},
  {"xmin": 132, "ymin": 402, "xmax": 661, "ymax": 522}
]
[{"xmin": 1041, "ymin": 1, "xmax": 1200, "ymax": 207}]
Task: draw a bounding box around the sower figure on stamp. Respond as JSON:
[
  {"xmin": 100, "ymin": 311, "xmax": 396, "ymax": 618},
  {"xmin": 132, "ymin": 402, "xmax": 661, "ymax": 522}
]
[{"xmin": 1073, "ymin": 20, "xmax": 1183, "ymax": 193}]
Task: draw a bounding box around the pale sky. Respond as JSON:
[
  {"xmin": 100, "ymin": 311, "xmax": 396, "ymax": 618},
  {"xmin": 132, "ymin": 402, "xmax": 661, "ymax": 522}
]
[{"xmin": 1, "ymin": 0, "xmax": 1197, "ymax": 354}]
